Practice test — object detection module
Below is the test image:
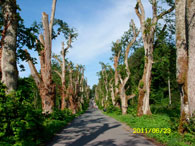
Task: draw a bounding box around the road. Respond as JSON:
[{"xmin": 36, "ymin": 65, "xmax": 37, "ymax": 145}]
[{"xmin": 47, "ymin": 108, "xmax": 156, "ymax": 146}]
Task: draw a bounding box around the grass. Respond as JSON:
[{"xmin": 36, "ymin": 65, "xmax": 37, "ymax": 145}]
[
  {"xmin": 40, "ymin": 109, "xmax": 87, "ymax": 145},
  {"xmin": 104, "ymin": 112, "xmax": 195, "ymax": 146}
]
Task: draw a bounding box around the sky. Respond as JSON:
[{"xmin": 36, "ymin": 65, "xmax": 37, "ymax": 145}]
[{"xmin": 18, "ymin": 0, "xmax": 152, "ymax": 88}]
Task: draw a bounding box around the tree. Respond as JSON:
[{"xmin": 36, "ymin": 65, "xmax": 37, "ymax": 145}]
[
  {"xmin": 112, "ymin": 40, "xmax": 121, "ymax": 107},
  {"xmin": 135, "ymin": 0, "xmax": 174, "ymax": 116},
  {"xmin": 117, "ymin": 20, "xmax": 138, "ymax": 114},
  {"xmin": 176, "ymin": 0, "xmax": 195, "ymax": 133},
  {"xmin": 1, "ymin": 0, "xmax": 18, "ymax": 92},
  {"xmin": 53, "ymin": 33, "xmax": 76, "ymax": 110},
  {"xmin": 25, "ymin": 0, "xmax": 57, "ymax": 114}
]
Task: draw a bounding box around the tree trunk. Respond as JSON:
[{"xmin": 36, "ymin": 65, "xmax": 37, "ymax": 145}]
[
  {"xmin": 168, "ymin": 75, "xmax": 171, "ymax": 105},
  {"xmin": 176, "ymin": 0, "xmax": 195, "ymax": 133},
  {"xmin": 67, "ymin": 65, "xmax": 76, "ymax": 114},
  {"xmin": 137, "ymin": 52, "xmax": 152, "ymax": 116},
  {"xmin": 120, "ymin": 84, "xmax": 128, "ymax": 115},
  {"xmin": 61, "ymin": 42, "xmax": 67, "ymax": 110},
  {"xmin": 1, "ymin": 0, "xmax": 18, "ymax": 92},
  {"xmin": 187, "ymin": 0, "xmax": 195, "ymax": 118},
  {"xmin": 114, "ymin": 50, "xmax": 120, "ymax": 106},
  {"xmin": 110, "ymin": 83, "xmax": 116, "ymax": 106},
  {"xmin": 39, "ymin": 84, "xmax": 55, "ymax": 114}
]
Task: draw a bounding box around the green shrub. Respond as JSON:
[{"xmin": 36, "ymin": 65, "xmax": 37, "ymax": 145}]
[
  {"xmin": 0, "ymin": 83, "xmax": 44, "ymax": 146},
  {"xmin": 49, "ymin": 109, "xmax": 75, "ymax": 122},
  {"xmin": 127, "ymin": 105, "xmax": 137, "ymax": 116}
]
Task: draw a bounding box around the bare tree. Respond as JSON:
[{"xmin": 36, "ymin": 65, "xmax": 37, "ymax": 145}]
[
  {"xmin": 135, "ymin": 0, "xmax": 174, "ymax": 116},
  {"xmin": 25, "ymin": 0, "xmax": 57, "ymax": 114},
  {"xmin": 176, "ymin": 0, "xmax": 195, "ymax": 133},
  {"xmin": 53, "ymin": 35, "xmax": 72, "ymax": 110},
  {"xmin": 118, "ymin": 20, "xmax": 138, "ymax": 115},
  {"xmin": 67, "ymin": 63, "xmax": 76, "ymax": 114},
  {"xmin": 101, "ymin": 68, "xmax": 109, "ymax": 102},
  {"xmin": 1, "ymin": 0, "xmax": 18, "ymax": 92},
  {"xmin": 113, "ymin": 42, "xmax": 121, "ymax": 107}
]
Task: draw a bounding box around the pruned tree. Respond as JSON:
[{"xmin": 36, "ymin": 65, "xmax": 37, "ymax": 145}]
[
  {"xmin": 66, "ymin": 62, "xmax": 76, "ymax": 113},
  {"xmin": 118, "ymin": 20, "xmax": 139, "ymax": 114},
  {"xmin": 25, "ymin": 0, "xmax": 57, "ymax": 114},
  {"xmin": 135, "ymin": 0, "xmax": 174, "ymax": 116},
  {"xmin": 112, "ymin": 40, "xmax": 121, "ymax": 107},
  {"xmin": 1, "ymin": 0, "xmax": 18, "ymax": 92},
  {"xmin": 108, "ymin": 68, "xmax": 115, "ymax": 106},
  {"xmin": 53, "ymin": 34, "xmax": 75, "ymax": 110},
  {"xmin": 176, "ymin": 0, "xmax": 195, "ymax": 133}
]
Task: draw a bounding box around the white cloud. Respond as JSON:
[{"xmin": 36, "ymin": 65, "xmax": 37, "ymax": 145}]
[{"xmin": 53, "ymin": 0, "xmax": 141, "ymax": 65}]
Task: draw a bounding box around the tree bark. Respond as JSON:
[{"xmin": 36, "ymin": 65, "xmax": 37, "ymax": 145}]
[
  {"xmin": 61, "ymin": 42, "xmax": 66, "ymax": 110},
  {"xmin": 114, "ymin": 49, "xmax": 120, "ymax": 106},
  {"xmin": 187, "ymin": 0, "xmax": 195, "ymax": 118},
  {"xmin": 109, "ymin": 78, "xmax": 116, "ymax": 106},
  {"xmin": 168, "ymin": 74, "xmax": 171, "ymax": 105},
  {"xmin": 1, "ymin": 0, "xmax": 18, "ymax": 92},
  {"xmin": 67, "ymin": 64, "xmax": 76, "ymax": 114},
  {"xmin": 176, "ymin": 0, "xmax": 195, "ymax": 133}
]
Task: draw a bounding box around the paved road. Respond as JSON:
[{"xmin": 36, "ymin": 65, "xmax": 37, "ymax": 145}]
[{"xmin": 47, "ymin": 109, "xmax": 156, "ymax": 146}]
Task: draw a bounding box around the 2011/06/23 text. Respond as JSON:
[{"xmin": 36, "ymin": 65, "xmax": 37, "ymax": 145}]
[{"xmin": 132, "ymin": 128, "xmax": 171, "ymax": 134}]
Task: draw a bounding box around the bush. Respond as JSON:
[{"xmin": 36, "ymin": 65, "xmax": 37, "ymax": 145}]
[
  {"xmin": 127, "ymin": 105, "xmax": 137, "ymax": 116},
  {"xmin": 0, "ymin": 83, "xmax": 44, "ymax": 146},
  {"xmin": 105, "ymin": 104, "xmax": 121, "ymax": 115},
  {"xmin": 49, "ymin": 109, "xmax": 75, "ymax": 122}
]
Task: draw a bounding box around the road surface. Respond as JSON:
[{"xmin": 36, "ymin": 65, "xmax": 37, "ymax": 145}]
[{"xmin": 47, "ymin": 109, "xmax": 156, "ymax": 146}]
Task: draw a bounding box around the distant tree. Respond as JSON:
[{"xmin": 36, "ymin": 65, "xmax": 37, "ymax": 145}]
[
  {"xmin": 111, "ymin": 40, "xmax": 121, "ymax": 108},
  {"xmin": 53, "ymin": 30, "xmax": 77, "ymax": 110}
]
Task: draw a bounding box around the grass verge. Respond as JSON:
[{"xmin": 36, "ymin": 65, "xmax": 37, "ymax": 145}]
[{"xmin": 104, "ymin": 112, "xmax": 195, "ymax": 146}]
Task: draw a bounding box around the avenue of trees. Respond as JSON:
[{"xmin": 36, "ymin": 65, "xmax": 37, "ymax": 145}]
[
  {"xmin": 0, "ymin": 0, "xmax": 90, "ymax": 145},
  {"xmin": 95, "ymin": 0, "xmax": 194, "ymax": 145}
]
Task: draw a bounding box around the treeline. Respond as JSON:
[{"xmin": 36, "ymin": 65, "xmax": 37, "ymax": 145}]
[
  {"xmin": 94, "ymin": 0, "xmax": 194, "ymax": 144},
  {"xmin": 0, "ymin": 0, "xmax": 90, "ymax": 145}
]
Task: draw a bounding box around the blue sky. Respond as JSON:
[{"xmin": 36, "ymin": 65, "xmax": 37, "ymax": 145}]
[{"xmin": 18, "ymin": 0, "xmax": 152, "ymax": 88}]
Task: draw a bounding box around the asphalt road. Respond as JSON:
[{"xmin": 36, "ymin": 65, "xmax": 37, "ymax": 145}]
[{"xmin": 47, "ymin": 108, "xmax": 156, "ymax": 146}]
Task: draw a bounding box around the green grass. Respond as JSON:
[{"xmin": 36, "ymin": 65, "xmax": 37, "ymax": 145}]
[
  {"xmin": 40, "ymin": 109, "xmax": 87, "ymax": 145},
  {"xmin": 104, "ymin": 112, "xmax": 195, "ymax": 146}
]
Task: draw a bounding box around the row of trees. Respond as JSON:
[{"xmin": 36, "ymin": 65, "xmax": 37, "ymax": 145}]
[
  {"xmin": 0, "ymin": 0, "xmax": 90, "ymax": 114},
  {"xmin": 95, "ymin": 0, "xmax": 194, "ymax": 133}
]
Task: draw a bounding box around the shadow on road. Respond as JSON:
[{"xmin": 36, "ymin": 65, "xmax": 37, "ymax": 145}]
[{"xmin": 47, "ymin": 109, "xmax": 155, "ymax": 146}]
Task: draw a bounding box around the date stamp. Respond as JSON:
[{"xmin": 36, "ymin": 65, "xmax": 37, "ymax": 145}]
[{"xmin": 132, "ymin": 128, "xmax": 171, "ymax": 134}]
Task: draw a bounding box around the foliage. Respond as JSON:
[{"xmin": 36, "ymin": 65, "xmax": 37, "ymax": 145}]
[
  {"xmin": 0, "ymin": 83, "xmax": 44, "ymax": 146},
  {"xmin": 49, "ymin": 109, "xmax": 75, "ymax": 121},
  {"xmin": 105, "ymin": 103, "xmax": 121, "ymax": 115},
  {"xmin": 0, "ymin": 81, "xmax": 88, "ymax": 145}
]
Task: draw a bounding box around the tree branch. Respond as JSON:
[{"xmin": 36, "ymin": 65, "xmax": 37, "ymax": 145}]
[
  {"xmin": 42, "ymin": 12, "xmax": 52, "ymax": 84},
  {"xmin": 24, "ymin": 49, "xmax": 42, "ymax": 86},
  {"xmin": 49, "ymin": 0, "xmax": 57, "ymax": 40},
  {"xmin": 54, "ymin": 70, "xmax": 62, "ymax": 79},
  {"xmin": 127, "ymin": 94, "xmax": 136, "ymax": 100},
  {"xmin": 65, "ymin": 35, "xmax": 72, "ymax": 51},
  {"xmin": 53, "ymin": 55, "xmax": 62, "ymax": 66},
  {"xmin": 157, "ymin": 5, "xmax": 175, "ymax": 20},
  {"xmin": 135, "ymin": 0, "xmax": 146, "ymax": 37}
]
